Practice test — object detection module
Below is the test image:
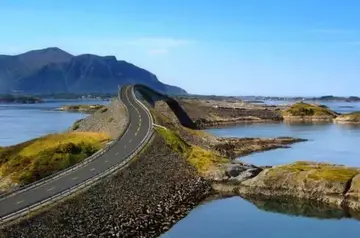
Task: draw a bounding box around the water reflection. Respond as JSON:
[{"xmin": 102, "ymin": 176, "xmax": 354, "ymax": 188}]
[
  {"xmin": 242, "ymin": 195, "xmax": 357, "ymax": 221},
  {"xmin": 163, "ymin": 196, "xmax": 360, "ymax": 238}
]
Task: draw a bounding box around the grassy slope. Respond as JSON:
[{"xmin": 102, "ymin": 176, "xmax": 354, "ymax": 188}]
[
  {"xmin": 0, "ymin": 132, "xmax": 110, "ymax": 186},
  {"xmin": 268, "ymin": 161, "xmax": 360, "ymax": 183},
  {"xmin": 282, "ymin": 102, "xmax": 337, "ymax": 117},
  {"xmin": 156, "ymin": 127, "xmax": 227, "ymax": 175},
  {"xmin": 336, "ymin": 111, "xmax": 360, "ymax": 122}
]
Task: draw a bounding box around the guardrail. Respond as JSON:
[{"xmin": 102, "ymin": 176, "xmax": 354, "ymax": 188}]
[
  {"xmin": 0, "ymin": 85, "xmax": 153, "ymax": 225},
  {"xmin": 0, "ymin": 86, "xmax": 131, "ymax": 201}
]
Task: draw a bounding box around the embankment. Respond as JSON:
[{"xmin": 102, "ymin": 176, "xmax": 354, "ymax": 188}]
[
  {"xmin": 0, "ymin": 134, "xmax": 211, "ymax": 238},
  {"xmin": 69, "ymin": 99, "xmax": 128, "ymax": 139}
]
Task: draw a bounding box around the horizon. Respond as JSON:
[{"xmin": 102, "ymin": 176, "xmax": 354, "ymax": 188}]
[{"xmin": 1, "ymin": 1, "xmax": 360, "ymax": 97}]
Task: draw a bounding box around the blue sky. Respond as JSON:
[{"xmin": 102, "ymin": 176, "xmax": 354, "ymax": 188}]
[{"xmin": 1, "ymin": 0, "xmax": 360, "ymax": 96}]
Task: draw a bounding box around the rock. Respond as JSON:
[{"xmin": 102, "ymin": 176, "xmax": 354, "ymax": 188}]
[
  {"xmin": 344, "ymin": 174, "xmax": 360, "ymax": 210},
  {"xmin": 239, "ymin": 161, "xmax": 360, "ymax": 208},
  {"xmin": 230, "ymin": 168, "xmax": 263, "ymax": 182},
  {"xmin": 334, "ymin": 112, "xmax": 360, "ymax": 124},
  {"xmin": 225, "ymin": 164, "xmax": 247, "ymax": 177}
]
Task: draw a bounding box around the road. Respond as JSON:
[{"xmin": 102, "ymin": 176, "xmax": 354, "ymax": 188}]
[{"xmin": 0, "ymin": 85, "xmax": 152, "ymax": 219}]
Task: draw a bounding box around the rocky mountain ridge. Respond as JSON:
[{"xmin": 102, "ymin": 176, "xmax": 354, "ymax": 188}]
[{"xmin": 0, "ymin": 47, "xmax": 186, "ymax": 95}]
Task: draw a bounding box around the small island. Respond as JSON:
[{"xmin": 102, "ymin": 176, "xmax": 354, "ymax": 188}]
[
  {"xmin": 281, "ymin": 102, "xmax": 338, "ymax": 122},
  {"xmin": 334, "ymin": 112, "xmax": 360, "ymax": 124},
  {"xmin": 0, "ymin": 95, "xmax": 42, "ymax": 104},
  {"xmin": 57, "ymin": 104, "xmax": 107, "ymax": 113}
]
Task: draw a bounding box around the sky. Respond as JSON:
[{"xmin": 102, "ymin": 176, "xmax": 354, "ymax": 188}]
[{"xmin": 1, "ymin": 0, "xmax": 360, "ymax": 96}]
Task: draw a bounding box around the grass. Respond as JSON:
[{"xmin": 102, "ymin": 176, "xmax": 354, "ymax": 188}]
[
  {"xmin": 268, "ymin": 161, "xmax": 360, "ymax": 183},
  {"xmin": 282, "ymin": 102, "xmax": 336, "ymax": 117},
  {"xmin": 0, "ymin": 132, "xmax": 110, "ymax": 185},
  {"xmin": 60, "ymin": 104, "xmax": 105, "ymax": 113},
  {"xmin": 156, "ymin": 127, "xmax": 227, "ymax": 174},
  {"xmin": 337, "ymin": 111, "xmax": 360, "ymax": 121}
]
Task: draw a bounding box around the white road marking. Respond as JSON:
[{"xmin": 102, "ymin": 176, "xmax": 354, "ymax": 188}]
[
  {"xmin": 72, "ymin": 176, "xmax": 78, "ymax": 180},
  {"xmin": 129, "ymin": 139, "xmax": 132, "ymax": 143},
  {"xmin": 90, "ymin": 168, "xmax": 96, "ymax": 171},
  {"xmin": 105, "ymin": 160, "xmax": 109, "ymax": 163},
  {"xmin": 47, "ymin": 187, "xmax": 55, "ymax": 192},
  {"xmin": 116, "ymin": 152, "xmax": 119, "ymax": 156},
  {"xmin": 124, "ymin": 145, "xmax": 127, "ymax": 149},
  {"xmin": 16, "ymin": 200, "xmax": 24, "ymax": 205}
]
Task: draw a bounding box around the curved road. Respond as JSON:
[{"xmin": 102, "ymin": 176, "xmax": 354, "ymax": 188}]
[{"xmin": 0, "ymin": 85, "xmax": 152, "ymax": 219}]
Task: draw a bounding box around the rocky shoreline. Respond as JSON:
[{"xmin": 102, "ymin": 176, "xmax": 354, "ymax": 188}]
[
  {"xmin": 211, "ymin": 161, "xmax": 360, "ymax": 213},
  {"xmin": 57, "ymin": 104, "xmax": 106, "ymax": 113},
  {"xmin": 2, "ymin": 94, "xmax": 360, "ymax": 237},
  {"xmin": 0, "ymin": 134, "xmax": 211, "ymax": 238}
]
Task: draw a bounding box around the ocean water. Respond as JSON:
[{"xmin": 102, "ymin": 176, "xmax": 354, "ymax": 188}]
[
  {"xmin": 206, "ymin": 122, "xmax": 360, "ymax": 167},
  {"xmin": 163, "ymin": 197, "xmax": 360, "ymax": 238},
  {"xmin": 164, "ymin": 101, "xmax": 360, "ymax": 238},
  {"xmin": 0, "ymin": 99, "xmax": 107, "ymax": 146}
]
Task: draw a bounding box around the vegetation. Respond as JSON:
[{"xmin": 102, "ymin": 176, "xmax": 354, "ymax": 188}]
[
  {"xmin": 0, "ymin": 95, "xmax": 42, "ymax": 104},
  {"xmin": 0, "ymin": 132, "xmax": 110, "ymax": 186},
  {"xmin": 58, "ymin": 104, "xmax": 106, "ymax": 113},
  {"xmin": 282, "ymin": 102, "xmax": 337, "ymax": 117},
  {"xmin": 335, "ymin": 111, "xmax": 360, "ymax": 122},
  {"xmin": 156, "ymin": 127, "xmax": 227, "ymax": 174},
  {"xmin": 268, "ymin": 161, "xmax": 360, "ymax": 183}
]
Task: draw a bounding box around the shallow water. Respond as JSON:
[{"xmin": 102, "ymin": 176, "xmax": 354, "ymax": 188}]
[
  {"xmin": 165, "ymin": 110, "xmax": 360, "ymax": 238},
  {"xmin": 264, "ymin": 100, "xmax": 360, "ymax": 114},
  {"xmin": 163, "ymin": 197, "xmax": 360, "ymax": 238},
  {"xmin": 206, "ymin": 123, "xmax": 360, "ymax": 167},
  {"xmin": 0, "ymin": 100, "xmax": 107, "ymax": 146}
]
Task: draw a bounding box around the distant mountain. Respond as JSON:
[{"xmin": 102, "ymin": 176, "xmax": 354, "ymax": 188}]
[{"xmin": 0, "ymin": 48, "xmax": 186, "ymax": 95}]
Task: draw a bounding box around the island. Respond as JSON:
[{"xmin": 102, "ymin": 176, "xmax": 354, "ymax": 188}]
[
  {"xmin": 281, "ymin": 102, "xmax": 338, "ymax": 122},
  {"xmin": 334, "ymin": 111, "xmax": 360, "ymax": 124},
  {"xmin": 57, "ymin": 104, "xmax": 107, "ymax": 113},
  {"xmin": 0, "ymin": 95, "xmax": 42, "ymax": 104}
]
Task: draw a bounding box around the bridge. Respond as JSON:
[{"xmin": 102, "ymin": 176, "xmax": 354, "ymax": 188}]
[{"xmin": 0, "ymin": 84, "xmax": 159, "ymax": 225}]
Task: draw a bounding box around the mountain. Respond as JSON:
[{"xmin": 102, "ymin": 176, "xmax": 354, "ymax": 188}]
[{"xmin": 0, "ymin": 48, "xmax": 187, "ymax": 95}]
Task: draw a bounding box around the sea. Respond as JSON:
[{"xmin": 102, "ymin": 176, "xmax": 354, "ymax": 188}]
[{"xmin": 1, "ymin": 99, "xmax": 360, "ymax": 237}]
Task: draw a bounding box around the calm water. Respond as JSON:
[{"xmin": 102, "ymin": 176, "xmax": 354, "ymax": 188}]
[
  {"xmin": 207, "ymin": 123, "xmax": 360, "ymax": 167},
  {"xmin": 0, "ymin": 100, "xmax": 107, "ymax": 146},
  {"xmin": 165, "ymin": 102, "xmax": 360, "ymax": 237},
  {"xmin": 163, "ymin": 197, "xmax": 360, "ymax": 238},
  {"xmin": 264, "ymin": 100, "xmax": 360, "ymax": 114}
]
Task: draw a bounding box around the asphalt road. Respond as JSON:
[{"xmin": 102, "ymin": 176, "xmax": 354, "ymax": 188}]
[{"xmin": 0, "ymin": 85, "xmax": 152, "ymax": 218}]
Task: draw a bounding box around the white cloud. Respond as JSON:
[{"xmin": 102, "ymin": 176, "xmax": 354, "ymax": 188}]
[{"xmin": 147, "ymin": 49, "xmax": 169, "ymax": 55}]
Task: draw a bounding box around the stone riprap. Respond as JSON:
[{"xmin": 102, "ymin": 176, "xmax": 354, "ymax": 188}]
[
  {"xmin": 69, "ymin": 99, "xmax": 128, "ymax": 139},
  {"xmin": 0, "ymin": 134, "xmax": 211, "ymax": 238}
]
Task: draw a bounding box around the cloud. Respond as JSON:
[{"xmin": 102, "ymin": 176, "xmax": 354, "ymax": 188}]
[{"xmin": 147, "ymin": 48, "xmax": 169, "ymax": 55}]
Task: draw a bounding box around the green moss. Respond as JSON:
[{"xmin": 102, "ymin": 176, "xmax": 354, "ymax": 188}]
[
  {"xmin": 268, "ymin": 161, "xmax": 360, "ymax": 182},
  {"xmin": 282, "ymin": 102, "xmax": 336, "ymax": 117},
  {"xmin": 0, "ymin": 132, "xmax": 110, "ymax": 185}
]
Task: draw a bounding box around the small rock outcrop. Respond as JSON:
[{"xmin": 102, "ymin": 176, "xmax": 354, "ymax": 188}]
[
  {"xmin": 215, "ymin": 161, "xmax": 360, "ymax": 211},
  {"xmin": 334, "ymin": 112, "xmax": 360, "ymax": 124},
  {"xmin": 282, "ymin": 102, "xmax": 338, "ymax": 122}
]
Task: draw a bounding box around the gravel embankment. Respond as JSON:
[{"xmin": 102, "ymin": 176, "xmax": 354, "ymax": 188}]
[
  {"xmin": 0, "ymin": 134, "xmax": 211, "ymax": 238},
  {"xmin": 69, "ymin": 99, "xmax": 128, "ymax": 139}
]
